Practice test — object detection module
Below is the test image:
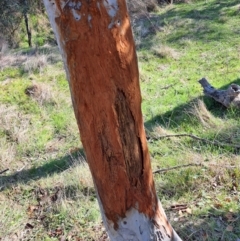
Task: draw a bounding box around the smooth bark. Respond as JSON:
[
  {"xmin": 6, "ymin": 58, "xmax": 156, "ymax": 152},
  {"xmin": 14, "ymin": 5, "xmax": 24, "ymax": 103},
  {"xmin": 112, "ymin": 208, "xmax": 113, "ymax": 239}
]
[{"xmin": 43, "ymin": 0, "xmax": 182, "ymax": 240}]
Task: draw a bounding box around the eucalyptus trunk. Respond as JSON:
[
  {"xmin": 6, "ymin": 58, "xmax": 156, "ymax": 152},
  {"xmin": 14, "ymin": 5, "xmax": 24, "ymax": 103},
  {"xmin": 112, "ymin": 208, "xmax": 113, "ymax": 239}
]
[{"xmin": 43, "ymin": 0, "xmax": 182, "ymax": 240}]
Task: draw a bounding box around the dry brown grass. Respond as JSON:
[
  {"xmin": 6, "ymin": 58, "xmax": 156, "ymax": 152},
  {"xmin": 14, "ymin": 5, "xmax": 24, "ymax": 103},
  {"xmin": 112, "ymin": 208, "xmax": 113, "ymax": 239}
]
[
  {"xmin": 0, "ymin": 39, "xmax": 9, "ymax": 59},
  {"xmin": 0, "ymin": 45, "xmax": 61, "ymax": 72},
  {"xmin": 0, "ymin": 53, "xmax": 27, "ymax": 70},
  {"xmin": 152, "ymin": 124, "xmax": 174, "ymax": 136},
  {"xmin": 188, "ymin": 99, "xmax": 221, "ymax": 128},
  {"xmin": 152, "ymin": 45, "xmax": 180, "ymax": 59},
  {"xmin": 0, "ymin": 105, "xmax": 31, "ymax": 170},
  {"xmin": 25, "ymin": 83, "xmax": 55, "ymax": 106},
  {"xmin": 0, "ymin": 141, "xmax": 17, "ymax": 171},
  {"xmin": 23, "ymin": 54, "xmax": 48, "ymax": 73},
  {"xmin": 127, "ymin": 0, "xmax": 159, "ymax": 16}
]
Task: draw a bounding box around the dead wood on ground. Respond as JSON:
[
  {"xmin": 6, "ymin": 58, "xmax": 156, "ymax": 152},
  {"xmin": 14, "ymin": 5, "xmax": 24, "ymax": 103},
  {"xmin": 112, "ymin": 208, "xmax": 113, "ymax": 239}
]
[{"xmin": 199, "ymin": 78, "xmax": 240, "ymax": 108}]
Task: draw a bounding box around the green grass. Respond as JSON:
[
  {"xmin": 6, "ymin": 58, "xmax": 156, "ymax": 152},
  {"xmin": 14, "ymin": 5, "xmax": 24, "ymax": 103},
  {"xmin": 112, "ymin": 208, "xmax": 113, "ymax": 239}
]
[
  {"xmin": 137, "ymin": 1, "xmax": 240, "ymax": 239},
  {"xmin": 0, "ymin": 0, "xmax": 240, "ymax": 240}
]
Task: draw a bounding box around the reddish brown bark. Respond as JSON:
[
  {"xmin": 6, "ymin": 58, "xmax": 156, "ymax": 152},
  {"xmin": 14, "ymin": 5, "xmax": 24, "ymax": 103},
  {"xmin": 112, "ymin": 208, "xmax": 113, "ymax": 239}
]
[
  {"xmin": 65, "ymin": 1, "xmax": 153, "ymax": 224},
  {"xmin": 43, "ymin": 1, "xmax": 180, "ymax": 238},
  {"xmin": 59, "ymin": 0, "xmax": 157, "ymax": 225}
]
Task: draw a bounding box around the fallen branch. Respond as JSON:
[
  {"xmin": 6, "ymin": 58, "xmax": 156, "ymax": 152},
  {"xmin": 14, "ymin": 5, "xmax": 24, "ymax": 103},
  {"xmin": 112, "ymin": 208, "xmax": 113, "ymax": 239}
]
[
  {"xmin": 150, "ymin": 133, "xmax": 240, "ymax": 149},
  {"xmin": 153, "ymin": 163, "xmax": 203, "ymax": 174},
  {"xmin": 186, "ymin": 229, "xmax": 201, "ymax": 241},
  {"xmin": 0, "ymin": 168, "xmax": 9, "ymax": 175},
  {"xmin": 170, "ymin": 204, "xmax": 188, "ymax": 211},
  {"xmin": 199, "ymin": 77, "xmax": 240, "ymax": 108}
]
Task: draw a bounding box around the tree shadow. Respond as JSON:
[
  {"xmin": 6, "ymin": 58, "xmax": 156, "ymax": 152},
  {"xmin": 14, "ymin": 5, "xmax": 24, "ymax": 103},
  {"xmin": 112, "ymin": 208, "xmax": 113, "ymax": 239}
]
[
  {"xmin": 172, "ymin": 208, "xmax": 240, "ymax": 240},
  {"xmin": 144, "ymin": 77, "xmax": 240, "ymax": 131},
  {"xmin": 166, "ymin": 0, "xmax": 240, "ymax": 44},
  {"xmin": 145, "ymin": 76, "xmax": 240, "ymax": 239},
  {"xmin": 154, "ymin": 163, "xmax": 240, "ymax": 240},
  {"xmin": 135, "ymin": 0, "xmax": 240, "ymax": 50},
  {"xmin": 219, "ymin": 78, "xmax": 240, "ymax": 90},
  {"xmin": 0, "ymin": 148, "xmax": 86, "ymax": 191}
]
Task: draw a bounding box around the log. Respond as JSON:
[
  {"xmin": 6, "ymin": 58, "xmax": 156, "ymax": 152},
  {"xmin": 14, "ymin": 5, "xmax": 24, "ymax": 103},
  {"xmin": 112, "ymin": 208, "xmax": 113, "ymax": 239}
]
[{"xmin": 199, "ymin": 78, "xmax": 240, "ymax": 108}]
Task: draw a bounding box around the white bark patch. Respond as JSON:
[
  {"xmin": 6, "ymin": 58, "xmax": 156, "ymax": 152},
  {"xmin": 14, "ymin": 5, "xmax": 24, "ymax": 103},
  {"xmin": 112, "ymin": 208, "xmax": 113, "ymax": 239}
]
[
  {"xmin": 88, "ymin": 14, "xmax": 92, "ymax": 27},
  {"xmin": 43, "ymin": 0, "xmax": 66, "ymax": 64},
  {"xmin": 103, "ymin": 0, "xmax": 120, "ymax": 29},
  {"xmin": 103, "ymin": 0, "xmax": 118, "ymax": 17},
  {"xmin": 95, "ymin": 191, "xmax": 182, "ymax": 241},
  {"xmin": 68, "ymin": 1, "xmax": 81, "ymax": 10},
  {"xmin": 43, "ymin": 0, "xmax": 61, "ymax": 39},
  {"xmin": 97, "ymin": 1, "xmax": 101, "ymax": 10},
  {"xmin": 72, "ymin": 9, "xmax": 81, "ymax": 21},
  {"xmin": 42, "ymin": 0, "xmax": 70, "ymax": 82},
  {"xmin": 105, "ymin": 207, "xmax": 178, "ymax": 241},
  {"xmin": 110, "ymin": 208, "xmax": 154, "ymax": 240},
  {"xmin": 65, "ymin": 1, "xmax": 82, "ymax": 21}
]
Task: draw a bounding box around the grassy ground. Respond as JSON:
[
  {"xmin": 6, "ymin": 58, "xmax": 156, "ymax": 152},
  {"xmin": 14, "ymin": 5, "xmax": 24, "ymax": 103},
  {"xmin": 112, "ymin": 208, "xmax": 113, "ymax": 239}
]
[{"xmin": 0, "ymin": 0, "xmax": 240, "ymax": 240}]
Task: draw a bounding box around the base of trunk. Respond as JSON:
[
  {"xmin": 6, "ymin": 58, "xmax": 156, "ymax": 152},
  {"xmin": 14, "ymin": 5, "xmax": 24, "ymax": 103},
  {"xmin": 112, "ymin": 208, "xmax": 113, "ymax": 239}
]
[{"xmin": 100, "ymin": 201, "xmax": 182, "ymax": 241}]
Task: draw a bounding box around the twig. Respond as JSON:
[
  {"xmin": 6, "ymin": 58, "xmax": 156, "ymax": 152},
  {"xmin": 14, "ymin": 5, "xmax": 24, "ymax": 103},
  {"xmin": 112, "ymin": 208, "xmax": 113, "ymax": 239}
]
[
  {"xmin": 17, "ymin": 164, "xmax": 27, "ymax": 172},
  {"xmin": 153, "ymin": 163, "xmax": 203, "ymax": 174},
  {"xmin": 150, "ymin": 133, "xmax": 240, "ymax": 149},
  {"xmin": 170, "ymin": 204, "xmax": 187, "ymax": 211},
  {"xmin": 0, "ymin": 168, "xmax": 9, "ymax": 175},
  {"xmin": 186, "ymin": 229, "xmax": 201, "ymax": 241},
  {"xmin": 160, "ymin": 84, "xmax": 174, "ymax": 90}
]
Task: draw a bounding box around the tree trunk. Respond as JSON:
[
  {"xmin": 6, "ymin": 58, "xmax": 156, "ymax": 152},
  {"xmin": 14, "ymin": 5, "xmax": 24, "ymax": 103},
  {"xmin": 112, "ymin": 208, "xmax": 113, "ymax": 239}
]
[
  {"xmin": 24, "ymin": 12, "xmax": 32, "ymax": 47},
  {"xmin": 21, "ymin": 0, "xmax": 32, "ymax": 47},
  {"xmin": 43, "ymin": 0, "xmax": 182, "ymax": 240}
]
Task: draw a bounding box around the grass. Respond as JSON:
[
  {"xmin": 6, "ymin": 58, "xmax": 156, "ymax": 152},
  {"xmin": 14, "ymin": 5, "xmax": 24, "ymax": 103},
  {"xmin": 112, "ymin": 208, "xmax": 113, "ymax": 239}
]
[{"xmin": 0, "ymin": 0, "xmax": 240, "ymax": 240}]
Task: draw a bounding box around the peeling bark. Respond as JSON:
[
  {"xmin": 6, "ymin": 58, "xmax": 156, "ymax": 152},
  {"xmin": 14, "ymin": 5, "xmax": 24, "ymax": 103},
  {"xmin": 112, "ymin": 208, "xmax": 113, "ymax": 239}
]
[
  {"xmin": 43, "ymin": 0, "xmax": 182, "ymax": 240},
  {"xmin": 199, "ymin": 78, "xmax": 240, "ymax": 108}
]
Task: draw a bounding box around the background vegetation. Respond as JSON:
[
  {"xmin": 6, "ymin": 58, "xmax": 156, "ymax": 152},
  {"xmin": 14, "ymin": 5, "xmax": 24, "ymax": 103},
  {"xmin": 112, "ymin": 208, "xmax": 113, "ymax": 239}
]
[{"xmin": 0, "ymin": 0, "xmax": 240, "ymax": 240}]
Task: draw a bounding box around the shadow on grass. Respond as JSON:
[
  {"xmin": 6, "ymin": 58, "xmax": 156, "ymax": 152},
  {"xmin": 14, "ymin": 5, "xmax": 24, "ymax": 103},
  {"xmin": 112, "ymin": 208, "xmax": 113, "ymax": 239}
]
[
  {"xmin": 138, "ymin": 0, "xmax": 240, "ymax": 50},
  {"xmin": 166, "ymin": 0, "xmax": 239, "ymax": 42},
  {"xmin": 0, "ymin": 148, "xmax": 85, "ymax": 191},
  {"xmin": 144, "ymin": 77, "xmax": 240, "ymax": 130},
  {"xmin": 144, "ymin": 93, "xmax": 224, "ymax": 132},
  {"xmin": 172, "ymin": 208, "xmax": 240, "ymax": 241},
  {"xmin": 219, "ymin": 78, "xmax": 240, "ymax": 90},
  {"xmin": 154, "ymin": 165, "xmax": 240, "ymax": 240}
]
